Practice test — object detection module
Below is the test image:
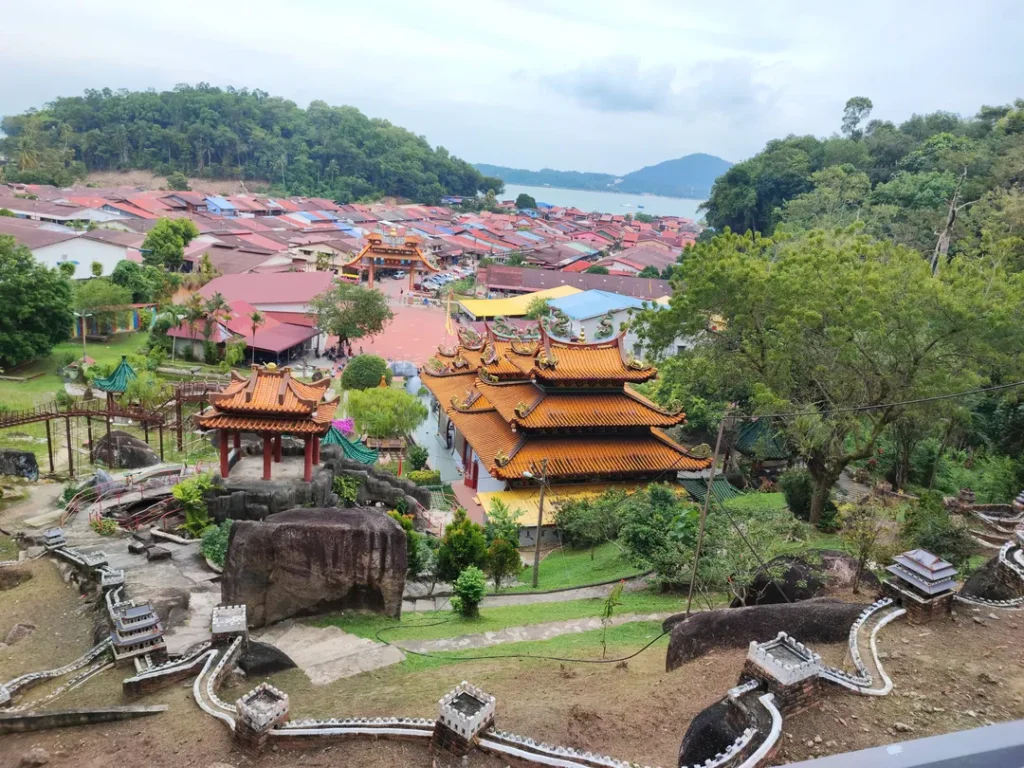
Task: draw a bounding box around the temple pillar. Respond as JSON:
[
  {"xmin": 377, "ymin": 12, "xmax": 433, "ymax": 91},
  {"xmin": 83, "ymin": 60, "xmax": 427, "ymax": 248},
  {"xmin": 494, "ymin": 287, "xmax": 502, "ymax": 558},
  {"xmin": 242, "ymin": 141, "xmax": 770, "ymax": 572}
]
[
  {"xmin": 303, "ymin": 438, "xmax": 313, "ymax": 482},
  {"xmin": 312, "ymin": 436, "xmax": 320, "ymax": 465},
  {"xmin": 262, "ymin": 432, "xmax": 273, "ymax": 481},
  {"xmin": 219, "ymin": 430, "xmax": 230, "ymax": 478},
  {"xmin": 273, "ymin": 434, "xmax": 283, "ymax": 462},
  {"xmin": 367, "ymin": 261, "xmax": 375, "ymax": 289},
  {"xmin": 409, "ymin": 268, "xmax": 416, "ymax": 294},
  {"xmin": 233, "ymin": 431, "xmax": 241, "ymax": 451}
]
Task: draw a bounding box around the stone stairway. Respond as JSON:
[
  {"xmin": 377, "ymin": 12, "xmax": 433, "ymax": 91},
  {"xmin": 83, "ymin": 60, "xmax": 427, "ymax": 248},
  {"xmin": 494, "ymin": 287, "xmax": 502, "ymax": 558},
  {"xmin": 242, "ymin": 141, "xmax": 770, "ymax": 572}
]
[{"xmin": 257, "ymin": 621, "xmax": 405, "ymax": 685}]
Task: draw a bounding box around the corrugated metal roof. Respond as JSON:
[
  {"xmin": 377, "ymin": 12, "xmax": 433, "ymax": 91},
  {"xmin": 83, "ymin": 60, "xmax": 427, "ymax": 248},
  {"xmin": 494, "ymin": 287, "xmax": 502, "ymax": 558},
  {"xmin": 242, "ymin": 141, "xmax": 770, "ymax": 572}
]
[{"xmin": 547, "ymin": 289, "xmax": 650, "ymax": 320}]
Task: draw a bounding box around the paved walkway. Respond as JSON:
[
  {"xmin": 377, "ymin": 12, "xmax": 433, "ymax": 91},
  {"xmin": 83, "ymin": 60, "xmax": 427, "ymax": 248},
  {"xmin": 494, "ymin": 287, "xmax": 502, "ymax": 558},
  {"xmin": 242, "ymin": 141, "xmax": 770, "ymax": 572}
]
[
  {"xmin": 257, "ymin": 621, "xmax": 405, "ymax": 685},
  {"xmin": 391, "ymin": 612, "xmax": 674, "ymax": 654},
  {"xmin": 403, "ymin": 575, "xmax": 656, "ymax": 613}
]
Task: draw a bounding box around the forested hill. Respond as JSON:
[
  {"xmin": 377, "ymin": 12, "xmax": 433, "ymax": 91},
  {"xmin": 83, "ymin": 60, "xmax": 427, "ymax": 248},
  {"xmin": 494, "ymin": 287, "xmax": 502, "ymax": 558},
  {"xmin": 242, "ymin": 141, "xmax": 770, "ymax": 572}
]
[
  {"xmin": 0, "ymin": 84, "xmax": 503, "ymax": 203},
  {"xmin": 475, "ymin": 152, "xmax": 732, "ymax": 199},
  {"xmin": 701, "ymin": 97, "xmax": 1024, "ymax": 262}
]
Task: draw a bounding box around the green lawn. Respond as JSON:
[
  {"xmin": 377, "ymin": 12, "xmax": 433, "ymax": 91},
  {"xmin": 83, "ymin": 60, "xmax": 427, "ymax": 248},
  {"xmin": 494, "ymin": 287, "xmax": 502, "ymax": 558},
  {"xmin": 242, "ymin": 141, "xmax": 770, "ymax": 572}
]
[
  {"xmin": 315, "ymin": 591, "xmax": 687, "ymax": 643},
  {"xmin": 0, "ymin": 535, "xmax": 18, "ymax": 561},
  {"xmin": 723, "ymin": 492, "xmax": 787, "ymax": 513},
  {"xmin": 397, "ymin": 620, "xmax": 668, "ymax": 672},
  {"xmin": 504, "ymin": 541, "xmax": 641, "ymax": 593}
]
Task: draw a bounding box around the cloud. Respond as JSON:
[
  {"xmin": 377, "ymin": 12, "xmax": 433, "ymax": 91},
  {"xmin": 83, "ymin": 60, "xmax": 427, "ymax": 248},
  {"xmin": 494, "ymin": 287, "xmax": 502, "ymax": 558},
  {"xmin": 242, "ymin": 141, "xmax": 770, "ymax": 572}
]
[{"xmin": 548, "ymin": 56, "xmax": 677, "ymax": 113}]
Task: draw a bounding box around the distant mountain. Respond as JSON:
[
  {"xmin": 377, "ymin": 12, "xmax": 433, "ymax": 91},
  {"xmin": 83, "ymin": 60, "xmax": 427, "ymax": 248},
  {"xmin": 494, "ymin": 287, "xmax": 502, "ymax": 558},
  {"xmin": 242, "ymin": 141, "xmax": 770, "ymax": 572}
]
[{"xmin": 474, "ymin": 153, "xmax": 732, "ymax": 199}]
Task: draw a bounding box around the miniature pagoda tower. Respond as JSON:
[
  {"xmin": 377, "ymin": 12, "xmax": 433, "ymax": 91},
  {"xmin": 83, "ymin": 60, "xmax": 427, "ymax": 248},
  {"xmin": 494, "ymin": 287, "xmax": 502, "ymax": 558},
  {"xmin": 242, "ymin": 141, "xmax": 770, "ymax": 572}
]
[
  {"xmin": 194, "ymin": 365, "xmax": 339, "ymax": 482},
  {"xmin": 883, "ymin": 548, "xmax": 958, "ymax": 623}
]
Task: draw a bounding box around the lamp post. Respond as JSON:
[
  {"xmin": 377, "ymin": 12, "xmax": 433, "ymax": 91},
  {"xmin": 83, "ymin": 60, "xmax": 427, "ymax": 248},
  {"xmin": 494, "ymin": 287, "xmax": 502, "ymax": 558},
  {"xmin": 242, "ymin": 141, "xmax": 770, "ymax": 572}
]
[
  {"xmin": 522, "ymin": 458, "xmax": 549, "ymax": 589},
  {"xmin": 72, "ymin": 311, "xmax": 93, "ymax": 363}
]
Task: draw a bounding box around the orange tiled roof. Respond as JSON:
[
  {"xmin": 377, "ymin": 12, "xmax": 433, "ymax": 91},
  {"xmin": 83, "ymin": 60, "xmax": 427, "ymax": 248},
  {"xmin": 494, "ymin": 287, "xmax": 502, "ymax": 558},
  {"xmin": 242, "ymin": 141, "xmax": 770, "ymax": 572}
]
[
  {"xmin": 194, "ymin": 400, "xmax": 339, "ymax": 435},
  {"xmin": 448, "ymin": 409, "xmax": 519, "ymax": 467},
  {"xmin": 209, "ymin": 367, "xmax": 331, "ymax": 416},
  {"xmin": 338, "ymin": 232, "xmax": 442, "ymax": 272},
  {"xmin": 529, "ymin": 342, "xmax": 655, "ymax": 383},
  {"xmin": 422, "ymin": 371, "xmax": 491, "ymax": 414}
]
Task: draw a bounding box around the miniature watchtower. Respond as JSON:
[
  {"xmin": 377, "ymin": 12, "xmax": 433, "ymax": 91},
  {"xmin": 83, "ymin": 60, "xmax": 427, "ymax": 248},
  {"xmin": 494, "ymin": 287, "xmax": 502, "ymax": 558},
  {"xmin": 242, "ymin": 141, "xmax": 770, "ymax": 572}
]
[
  {"xmin": 432, "ymin": 681, "xmax": 496, "ymax": 756},
  {"xmin": 235, "ymin": 683, "xmax": 289, "ymax": 754},
  {"xmin": 883, "ymin": 548, "xmax": 958, "ymax": 623},
  {"xmin": 742, "ymin": 632, "xmax": 822, "ymax": 715}
]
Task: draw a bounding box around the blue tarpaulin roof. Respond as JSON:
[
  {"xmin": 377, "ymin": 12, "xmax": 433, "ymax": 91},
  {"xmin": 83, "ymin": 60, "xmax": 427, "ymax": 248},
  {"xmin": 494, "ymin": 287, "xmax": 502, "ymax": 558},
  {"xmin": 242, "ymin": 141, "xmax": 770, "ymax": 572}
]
[{"xmin": 547, "ymin": 289, "xmax": 651, "ymax": 320}]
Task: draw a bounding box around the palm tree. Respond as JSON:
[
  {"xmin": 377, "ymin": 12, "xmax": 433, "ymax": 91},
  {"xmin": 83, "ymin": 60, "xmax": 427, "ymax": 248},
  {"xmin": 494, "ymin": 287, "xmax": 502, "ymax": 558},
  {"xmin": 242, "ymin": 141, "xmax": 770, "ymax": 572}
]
[
  {"xmin": 183, "ymin": 292, "xmax": 206, "ymax": 358},
  {"xmin": 202, "ymin": 291, "xmax": 231, "ymax": 340},
  {"xmin": 248, "ymin": 310, "xmax": 265, "ymax": 366}
]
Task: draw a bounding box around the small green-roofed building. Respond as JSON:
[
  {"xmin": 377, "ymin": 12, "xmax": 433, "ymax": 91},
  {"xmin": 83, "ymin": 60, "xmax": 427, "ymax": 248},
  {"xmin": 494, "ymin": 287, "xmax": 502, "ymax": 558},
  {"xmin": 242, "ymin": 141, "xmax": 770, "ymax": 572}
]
[
  {"xmin": 734, "ymin": 418, "xmax": 789, "ymax": 461},
  {"xmin": 322, "ymin": 426, "xmax": 378, "ymax": 465},
  {"xmin": 93, "ymin": 355, "xmax": 137, "ymax": 394},
  {"xmin": 680, "ymin": 477, "xmax": 744, "ymax": 505}
]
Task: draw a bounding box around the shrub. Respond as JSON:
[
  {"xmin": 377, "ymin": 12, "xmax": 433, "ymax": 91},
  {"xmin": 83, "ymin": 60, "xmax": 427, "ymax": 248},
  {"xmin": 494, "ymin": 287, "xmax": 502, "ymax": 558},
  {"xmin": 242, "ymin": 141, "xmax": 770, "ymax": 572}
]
[
  {"xmin": 451, "ymin": 565, "xmax": 487, "ymax": 617},
  {"xmin": 332, "ymin": 474, "xmax": 360, "ymax": 505},
  {"xmin": 486, "ymin": 539, "xmax": 522, "ymax": 592},
  {"xmin": 484, "ymin": 499, "xmax": 521, "ymax": 545},
  {"xmin": 348, "ymin": 387, "xmax": 427, "ymax": 439},
  {"xmin": 200, "ymin": 520, "xmax": 233, "ymax": 567},
  {"xmin": 89, "ymin": 517, "xmax": 119, "ymax": 536},
  {"xmin": 554, "ymin": 491, "xmax": 622, "ymax": 556},
  {"xmin": 202, "ymin": 340, "xmax": 219, "ymax": 364},
  {"xmin": 172, "ymin": 472, "xmax": 214, "ymax": 538},
  {"xmin": 341, "ymin": 354, "xmax": 392, "ymax": 390},
  {"xmin": 388, "ymin": 511, "xmax": 429, "ymax": 579},
  {"xmin": 407, "ymin": 469, "xmax": 441, "ymax": 486},
  {"xmin": 407, "ymin": 444, "xmax": 429, "ymax": 471},
  {"xmin": 902, "ymin": 492, "xmax": 976, "ymax": 570},
  {"xmin": 779, "ymin": 469, "xmax": 838, "ymax": 529},
  {"xmin": 54, "ymin": 390, "xmax": 75, "ymax": 410},
  {"xmin": 436, "ymin": 508, "xmax": 488, "ymax": 583}
]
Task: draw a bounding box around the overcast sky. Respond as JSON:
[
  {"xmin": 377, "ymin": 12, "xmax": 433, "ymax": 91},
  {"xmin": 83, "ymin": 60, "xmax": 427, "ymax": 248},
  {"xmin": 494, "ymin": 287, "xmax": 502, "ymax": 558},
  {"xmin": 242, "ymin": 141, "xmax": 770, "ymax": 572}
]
[{"xmin": 2, "ymin": 0, "xmax": 1021, "ymax": 174}]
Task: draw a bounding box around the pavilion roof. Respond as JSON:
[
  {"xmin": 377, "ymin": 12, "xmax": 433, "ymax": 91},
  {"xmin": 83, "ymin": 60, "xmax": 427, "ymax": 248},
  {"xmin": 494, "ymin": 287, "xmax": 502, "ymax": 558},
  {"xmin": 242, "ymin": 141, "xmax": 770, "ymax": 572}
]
[
  {"xmin": 93, "ymin": 356, "xmax": 137, "ymax": 393},
  {"xmin": 321, "ymin": 426, "xmax": 378, "ymax": 464},
  {"xmin": 193, "ymin": 400, "xmax": 338, "ymax": 435},
  {"xmin": 208, "ymin": 366, "xmax": 332, "ymax": 416},
  {"xmin": 337, "ymin": 231, "xmax": 442, "ymax": 272}
]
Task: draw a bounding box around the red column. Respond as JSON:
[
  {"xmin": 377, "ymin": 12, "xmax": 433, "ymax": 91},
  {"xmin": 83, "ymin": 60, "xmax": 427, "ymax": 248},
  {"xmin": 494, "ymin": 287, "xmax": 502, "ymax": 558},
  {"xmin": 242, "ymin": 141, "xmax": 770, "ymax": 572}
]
[
  {"xmin": 303, "ymin": 437, "xmax": 313, "ymax": 482},
  {"xmin": 219, "ymin": 430, "xmax": 230, "ymax": 478},
  {"xmin": 262, "ymin": 432, "xmax": 272, "ymax": 480},
  {"xmin": 367, "ymin": 262, "xmax": 375, "ymax": 289},
  {"xmin": 273, "ymin": 434, "xmax": 283, "ymax": 462},
  {"xmin": 312, "ymin": 436, "xmax": 320, "ymax": 465},
  {"xmin": 233, "ymin": 431, "xmax": 240, "ymax": 451}
]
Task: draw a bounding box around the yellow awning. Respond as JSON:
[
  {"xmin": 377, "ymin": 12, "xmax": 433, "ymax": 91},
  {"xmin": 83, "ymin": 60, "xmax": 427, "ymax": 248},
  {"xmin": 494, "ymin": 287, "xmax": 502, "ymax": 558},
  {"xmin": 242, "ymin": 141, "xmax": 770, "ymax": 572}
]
[
  {"xmin": 477, "ymin": 483, "xmax": 644, "ymax": 527},
  {"xmin": 459, "ymin": 285, "xmax": 582, "ymax": 319}
]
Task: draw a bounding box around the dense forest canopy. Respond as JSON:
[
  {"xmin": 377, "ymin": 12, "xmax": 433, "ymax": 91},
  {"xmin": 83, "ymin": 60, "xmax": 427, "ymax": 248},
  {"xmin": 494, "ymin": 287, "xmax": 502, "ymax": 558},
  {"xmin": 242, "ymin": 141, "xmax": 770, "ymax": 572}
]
[{"xmin": 0, "ymin": 84, "xmax": 504, "ymax": 204}]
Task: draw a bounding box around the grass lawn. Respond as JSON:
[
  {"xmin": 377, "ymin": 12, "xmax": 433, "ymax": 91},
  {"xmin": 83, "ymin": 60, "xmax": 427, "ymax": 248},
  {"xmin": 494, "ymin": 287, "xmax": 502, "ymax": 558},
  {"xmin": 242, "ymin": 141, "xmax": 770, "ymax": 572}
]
[
  {"xmin": 504, "ymin": 541, "xmax": 641, "ymax": 593},
  {"xmin": 0, "ymin": 535, "xmax": 18, "ymax": 560},
  {"xmin": 315, "ymin": 590, "xmax": 687, "ymax": 644},
  {"xmin": 723, "ymin": 492, "xmax": 788, "ymax": 512}
]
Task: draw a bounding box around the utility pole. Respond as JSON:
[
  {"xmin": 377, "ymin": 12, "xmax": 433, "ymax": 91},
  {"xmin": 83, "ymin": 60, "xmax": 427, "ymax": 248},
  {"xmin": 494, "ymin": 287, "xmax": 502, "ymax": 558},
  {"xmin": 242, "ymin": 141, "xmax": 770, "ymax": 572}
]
[
  {"xmin": 530, "ymin": 458, "xmax": 548, "ymax": 589},
  {"xmin": 73, "ymin": 312, "xmax": 93, "ymax": 362}
]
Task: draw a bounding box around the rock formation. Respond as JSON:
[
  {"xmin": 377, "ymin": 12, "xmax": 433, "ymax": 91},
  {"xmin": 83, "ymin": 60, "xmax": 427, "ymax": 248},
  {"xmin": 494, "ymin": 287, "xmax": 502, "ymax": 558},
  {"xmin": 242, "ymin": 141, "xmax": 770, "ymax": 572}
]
[
  {"xmin": 664, "ymin": 598, "xmax": 865, "ymax": 670},
  {"xmin": 730, "ymin": 551, "xmax": 880, "ymax": 607},
  {"xmin": 221, "ymin": 507, "xmax": 407, "ymax": 627},
  {"xmin": 90, "ymin": 430, "xmax": 160, "ymax": 469},
  {"xmin": 0, "ymin": 449, "xmax": 39, "ymax": 481}
]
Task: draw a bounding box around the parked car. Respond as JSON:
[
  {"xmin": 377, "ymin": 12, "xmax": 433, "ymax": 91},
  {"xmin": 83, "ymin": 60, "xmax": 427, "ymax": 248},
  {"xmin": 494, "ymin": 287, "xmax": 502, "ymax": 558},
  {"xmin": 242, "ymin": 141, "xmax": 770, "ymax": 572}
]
[{"xmin": 393, "ymin": 270, "xmax": 407, "ymax": 279}]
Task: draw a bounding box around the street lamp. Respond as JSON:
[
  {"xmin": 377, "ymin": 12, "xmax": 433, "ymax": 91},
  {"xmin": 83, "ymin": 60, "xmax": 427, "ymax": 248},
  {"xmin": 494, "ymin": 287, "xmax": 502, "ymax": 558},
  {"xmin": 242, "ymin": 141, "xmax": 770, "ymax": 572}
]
[
  {"xmin": 72, "ymin": 311, "xmax": 93, "ymax": 363},
  {"xmin": 522, "ymin": 457, "xmax": 549, "ymax": 588}
]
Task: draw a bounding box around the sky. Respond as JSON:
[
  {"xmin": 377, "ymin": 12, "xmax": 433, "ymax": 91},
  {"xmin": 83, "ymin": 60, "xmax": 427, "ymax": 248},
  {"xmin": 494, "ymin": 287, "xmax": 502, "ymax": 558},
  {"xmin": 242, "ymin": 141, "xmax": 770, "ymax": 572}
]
[{"xmin": 1, "ymin": 0, "xmax": 1022, "ymax": 175}]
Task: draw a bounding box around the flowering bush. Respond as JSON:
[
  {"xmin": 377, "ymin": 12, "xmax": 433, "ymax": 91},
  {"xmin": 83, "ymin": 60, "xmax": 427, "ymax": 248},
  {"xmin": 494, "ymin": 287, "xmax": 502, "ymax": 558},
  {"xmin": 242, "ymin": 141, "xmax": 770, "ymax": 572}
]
[{"xmin": 333, "ymin": 417, "xmax": 355, "ymax": 436}]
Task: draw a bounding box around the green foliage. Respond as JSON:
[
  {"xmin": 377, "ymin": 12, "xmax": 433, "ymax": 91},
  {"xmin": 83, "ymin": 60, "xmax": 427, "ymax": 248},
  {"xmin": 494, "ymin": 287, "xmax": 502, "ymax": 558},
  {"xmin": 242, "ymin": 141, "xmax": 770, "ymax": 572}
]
[
  {"xmin": 0, "ymin": 235, "xmax": 75, "ymax": 367},
  {"xmin": 347, "ymin": 387, "xmax": 427, "ymax": 439},
  {"xmin": 332, "ymin": 474, "xmax": 360, "ymax": 505},
  {"xmin": 0, "ymin": 208, "xmax": 13, "ymax": 217},
  {"xmin": 484, "ymin": 498, "xmax": 521, "ymax": 546},
  {"xmin": 166, "ymin": 171, "xmax": 191, "ymax": 191},
  {"xmin": 110, "ymin": 261, "xmax": 168, "ymax": 303},
  {"xmin": 514, "ymin": 193, "xmax": 537, "ymax": 209},
  {"xmin": 54, "ymin": 390, "xmax": 75, "ymax": 409},
  {"xmin": 172, "ymin": 472, "xmax": 214, "ymax": 538},
  {"xmin": 902, "ymin": 493, "xmax": 977, "ymax": 570},
  {"xmin": 406, "ymin": 444, "xmax": 429, "ymax": 471},
  {"xmin": 407, "ymin": 469, "xmax": 441, "ymax": 486},
  {"xmin": 310, "ymin": 283, "xmax": 393, "ymax": 346},
  {"xmin": 779, "ymin": 469, "xmax": 838, "ymax": 530},
  {"xmin": 388, "ymin": 511, "xmax": 429, "ymax": 579},
  {"xmin": 340, "ymin": 354, "xmax": 392, "ymax": 390},
  {"xmin": 617, "ymin": 485, "xmax": 700, "ymax": 589},
  {"xmin": 436, "ymin": 508, "xmax": 489, "ymax": 584},
  {"xmin": 202, "ymin": 340, "xmax": 219, "ymax": 364},
  {"xmin": 837, "ymin": 498, "xmax": 893, "ymax": 592},
  {"xmin": 223, "ymin": 339, "xmax": 246, "ymax": 367},
  {"xmin": 90, "ymin": 517, "xmax": 119, "ymax": 536},
  {"xmin": 486, "ymin": 539, "xmax": 522, "ymax": 592},
  {"xmin": 524, "ymin": 296, "xmax": 551, "ymax": 319},
  {"xmin": 634, "ymin": 212, "xmax": 655, "ymax": 224},
  {"xmin": 200, "ymin": 520, "xmax": 233, "ymax": 567},
  {"xmin": 585, "ymin": 265, "xmax": 609, "ymax": 274},
  {"xmin": 90, "ymin": 261, "xmax": 103, "ymax": 278},
  {"xmin": 123, "ymin": 371, "xmax": 171, "ymax": 409},
  {"xmin": 600, "ymin": 580, "xmax": 625, "ymax": 658},
  {"xmin": 450, "ymin": 565, "xmax": 487, "ymax": 617},
  {"xmin": 637, "ymin": 265, "xmax": 661, "ymax": 279},
  {"xmin": 141, "ymin": 218, "xmax": 199, "ymax": 271},
  {"xmin": 74, "ymin": 278, "xmax": 132, "ymax": 331},
  {"xmin": 554, "ymin": 492, "xmax": 622, "ymax": 556}
]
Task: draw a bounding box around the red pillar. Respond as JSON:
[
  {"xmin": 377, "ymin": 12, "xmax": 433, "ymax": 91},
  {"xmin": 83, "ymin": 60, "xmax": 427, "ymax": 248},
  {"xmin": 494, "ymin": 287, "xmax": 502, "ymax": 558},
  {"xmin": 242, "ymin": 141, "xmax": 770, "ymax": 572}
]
[
  {"xmin": 312, "ymin": 436, "xmax": 320, "ymax": 465},
  {"xmin": 233, "ymin": 431, "xmax": 240, "ymax": 451},
  {"xmin": 367, "ymin": 261, "xmax": 375, "ymax": 289},
  {"xmin": 219, "ymin": 430, "xmax": 230, "ymax": 478},
  {"xmin": 303, "ymin": 437, "xmax": 313, "ymax": 482},
  {"xmin": 273, "ymin": 434, "xmax": 283, "ymax": 463},
  {"xmin": 262, "ymin": 432, "xmax": 272, "ymax": 481}
]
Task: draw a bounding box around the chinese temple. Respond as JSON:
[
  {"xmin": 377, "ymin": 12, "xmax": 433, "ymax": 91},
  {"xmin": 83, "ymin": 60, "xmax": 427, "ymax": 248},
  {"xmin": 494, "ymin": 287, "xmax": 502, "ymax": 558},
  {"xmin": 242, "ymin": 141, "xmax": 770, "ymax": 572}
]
[
  {"xmin": 194, "ymin": 365, "xmax": 339, "ymax": 482},
  {"xmin": 337, "ymin": 231, "xmax": 442, "ymax": 290},
  {"xmin": 421, "ymin": 317, "xmax": 713, "ymax": 524}
]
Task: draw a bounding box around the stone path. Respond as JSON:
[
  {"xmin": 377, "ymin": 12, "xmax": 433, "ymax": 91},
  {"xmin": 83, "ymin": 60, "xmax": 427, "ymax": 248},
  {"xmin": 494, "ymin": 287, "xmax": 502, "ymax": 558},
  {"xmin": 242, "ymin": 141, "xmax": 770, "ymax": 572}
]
[
  {"xmin": 257, "ymin": 621, "xmax": 405, "ymax": 685},
  {"xmin": 391, "ymin": 612, "xmax": 674, "ymax": 654},
  {"xmin": 403, "ymin": 576, "xmax": 654, "ymax": 613}
]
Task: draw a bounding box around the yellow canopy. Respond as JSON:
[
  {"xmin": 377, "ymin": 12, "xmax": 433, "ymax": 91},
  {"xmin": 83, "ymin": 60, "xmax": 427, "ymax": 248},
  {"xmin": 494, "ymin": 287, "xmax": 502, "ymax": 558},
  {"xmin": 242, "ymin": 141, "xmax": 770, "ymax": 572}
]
[{"xmin": 459, "ymin": 285, "xmax": 582, "ymax": 320}]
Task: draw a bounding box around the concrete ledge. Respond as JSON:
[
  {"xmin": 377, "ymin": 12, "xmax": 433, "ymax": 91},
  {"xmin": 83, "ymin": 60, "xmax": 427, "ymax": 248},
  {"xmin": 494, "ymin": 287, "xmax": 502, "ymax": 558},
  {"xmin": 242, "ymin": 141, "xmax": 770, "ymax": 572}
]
[{"xmin": 0, "ymin": 705, "xmax": 168, "ymax": 734}]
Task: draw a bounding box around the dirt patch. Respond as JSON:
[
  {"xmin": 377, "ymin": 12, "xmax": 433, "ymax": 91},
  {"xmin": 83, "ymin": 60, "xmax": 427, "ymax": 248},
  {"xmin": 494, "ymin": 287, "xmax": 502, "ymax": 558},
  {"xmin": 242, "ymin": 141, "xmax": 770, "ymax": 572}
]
[
  {"xmin": 0, "ymin": 567, "xmax": 32, "ymax": 590},
  {"xmin": 84, "ymin": 171, "xmax": 271, "ymax": 196}
]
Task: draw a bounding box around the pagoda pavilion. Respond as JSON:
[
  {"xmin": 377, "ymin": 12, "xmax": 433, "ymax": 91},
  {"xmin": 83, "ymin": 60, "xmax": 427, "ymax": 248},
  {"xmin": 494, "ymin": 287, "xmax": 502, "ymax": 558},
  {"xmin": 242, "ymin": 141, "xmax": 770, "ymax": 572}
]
[
  {"xmin": 421, "ymin": 318, "xmax": 713, "ymax": 529},
  {"xmin": 93, "ymin": 356, "xmax": 138, "ymax": 409},
  {"xmin": 337, "ymin": 231, "xmax": 442, "ymax": 290},
  {"xmin": 194, "ymin": 365, "xmax": 339, "ymax": 482}
]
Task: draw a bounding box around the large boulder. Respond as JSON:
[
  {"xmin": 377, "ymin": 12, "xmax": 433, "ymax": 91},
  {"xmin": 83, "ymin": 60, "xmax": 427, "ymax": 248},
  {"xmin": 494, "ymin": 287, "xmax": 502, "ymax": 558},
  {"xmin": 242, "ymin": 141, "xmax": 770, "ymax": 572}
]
[
  {"xmin": 730, "ymin": 551, "xmax": 880, "ymax": 607},
  {"xmin": 0, "ymin": 449, "xmax": 39, "ymax": 481},
  {"xmin": 664, "ymin": 598, "xmax": 865, "ymax": 670},
  {"xmin": 238, "ymin": 640, "xmax": 297, "ymax": 675},
  {"xmin": 961, "ymin": 555, "xmax": 1024, "ymax": 602},
  {"xmin": 91, "ymin": 430, "xmax": 159, "ymax": 469},
  {"xmin": 221, "ymin": 507, "xmax": 407, "ymax": 627}
]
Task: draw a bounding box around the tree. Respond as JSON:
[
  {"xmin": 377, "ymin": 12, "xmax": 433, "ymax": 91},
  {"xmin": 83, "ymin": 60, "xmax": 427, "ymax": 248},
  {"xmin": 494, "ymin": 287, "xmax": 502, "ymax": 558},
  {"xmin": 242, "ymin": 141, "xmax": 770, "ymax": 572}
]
[
  {"xmin": 202, "ymin": 291, "xmax": 230, "ymax": 341},
  {"xmin": 484, "ymin": 498, "xmax": 521, "ymax": 545},
  {"xmin": 111, "ymin": 260, "xmax": 165, "ymax": 303},
  {"xmin": 57, "ymin": 261, "xmax": 76, "ymax": 278},
  {"xmin": 639, "ymin": 228, "xmax": 1024, "ymax": 525},
  {"xmin": 90, "ymin": 261, "xmax": 103, "ymax": 277},
  {"xmin": 0, "ymin": 208, "xmax": 14, "ymax": 217},
  {"xmin": 309, "ymin": 282, "xmax": 393, "ymax": 348},
  {"xmin": 451, "ymin": 565, "xmax": 487, "ymax": 617},
  {"xmin": 74, "ymin": 278, "xmax": 132, "ymax": 332},
  {"xmin": 314, "ymin": 251, "xmax": 332, "ymax": 272},
  {"xmin": 637, "ymin": 265, "xmax": 661, "ymax": 279},
  {"xmin": 166, "ymin": 171, "xmax": 191, "ymax": 191},
  {"xmin": 634, "ymin": 213, "xmax": 655, "ymax": 224},
  {"xmin": 247, "ymin": 309, "xmax": 265, "ymax": 365},
  {"xmin": 515, "ymin": 193, "xmax": 537, "ymax": 209},
  {"xmin": 554, "ymin": 492, "xmax": 622, "ymax": 558},
  {"xmin": 436, "ymin": 507, "xmax": 489, "ymax": 584},
  {"xmin": 585, "ymin": 265, "xmax": 609, "ymax": 275},
  {"xmin": 142, "ymin": 218, "xmax": 199, "ymax": 271},
  {"xmin": 841, "ymin": 97, "xmax": 873, "ymax": 140},
  {"xmin": 123, "ymin": 371, "xmax": 171, "ymax": 410},
  {"xmin": 599, "ymin": 581, "xmax": 624, "ymax": 658},
  {"xmin": 486, "ymin": 539, "xmax": 522, "ymax": 593},
  {"xmin": 524, "ymin": 296, "xmax": 551, "ymax": 319},
  {"xmin": 838, "ymin": 498, "xmax": 892, "ymax": 593},
  {"xmin": 407, "ymin": 444, "xmax": 429, "ymax": 471},
  {"xmin": 182, "ymin": 292, "xmax": 206, "ymax": 346},
  {"xmin": 346, "ymin": 387, "xmax": 427, "ymax": 439},
  {"xmin": 341, "ymin": 354, "xmax": 392, "ymax": 390},
  {"xmin": 0, "ymin": 235, "xmax": 74, "ymax": 367},
  {"xmin": 506, "ymin": 252, "xmax": 526, "ymax": 266}
]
